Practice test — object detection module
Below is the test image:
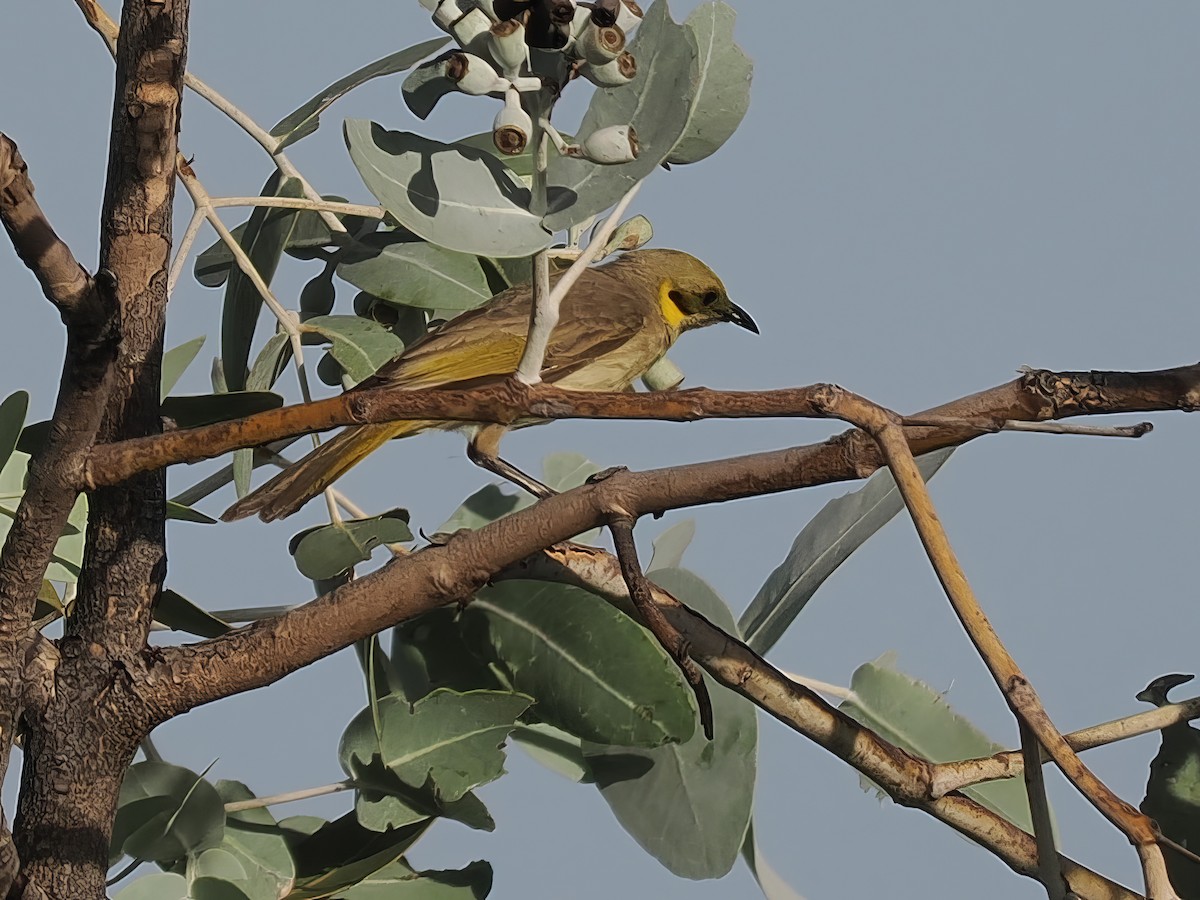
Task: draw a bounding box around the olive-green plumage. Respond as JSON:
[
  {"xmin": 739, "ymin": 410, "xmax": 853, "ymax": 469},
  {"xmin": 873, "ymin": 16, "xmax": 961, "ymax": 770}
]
[{"xmin": 221, "ymin": 248, "xmax": 756, "ymax": 522}]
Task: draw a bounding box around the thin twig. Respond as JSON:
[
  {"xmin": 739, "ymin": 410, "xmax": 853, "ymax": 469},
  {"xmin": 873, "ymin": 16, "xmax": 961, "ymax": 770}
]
[
  {"xmin": 778, "ymin": 671, "xmax": 855, "ymax": 703},
  {"xmin": 513, "ymin": 182, "xmax": 643, "ymax": 384},
  {"xmin": 608, "ymin": 515, "xmax": 714, "ymax": 739},
  {"xmin": 933, "ymin": 695, "xmax": 1200, "ymax": 796},
  {"xmin": 223, "ymin": 779, "xmax": 354, "ymax": 813},
  {"xmin": 209, "ymin": 196, "xmax": 383, "ymax": 218},
  {"xmin": 854, "ymin": 400, "xmax": 1175, "ymax": 898},
  {"xmin": 167, "ymin": 207, "xmax": 206, "ymax": 297},
  {"xmin": 1002, "ymin": 420, "xmax": 1153, "ymax": 438},
  {"xmin": 1019, "ymin": 721, "xmax": 1067, "ymax": 899}
]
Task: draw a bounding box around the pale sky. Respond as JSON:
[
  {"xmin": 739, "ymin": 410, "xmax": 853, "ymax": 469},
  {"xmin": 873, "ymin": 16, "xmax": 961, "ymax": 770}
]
[{"xmin": 3, "ymin": 3, "xmax": 1200, "ymax": 898}]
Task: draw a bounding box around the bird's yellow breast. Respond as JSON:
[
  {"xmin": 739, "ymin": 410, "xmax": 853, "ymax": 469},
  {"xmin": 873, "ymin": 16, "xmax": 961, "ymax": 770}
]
[{"xmin": 657, "ymin": 280, "xmax": 688, "ymax": 332}]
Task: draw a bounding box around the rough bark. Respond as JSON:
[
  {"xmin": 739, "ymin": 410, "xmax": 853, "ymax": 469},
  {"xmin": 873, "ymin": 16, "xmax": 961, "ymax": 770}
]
[{"xmin": 10, "ymin": 1, "xmax": 189, "ymax": 896}]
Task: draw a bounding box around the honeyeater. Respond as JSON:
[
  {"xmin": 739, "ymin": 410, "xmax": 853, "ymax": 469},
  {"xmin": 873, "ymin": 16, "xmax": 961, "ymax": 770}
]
[{"xmin": 221, "ymin": 248, "xmax": 757, "ymax": 522}]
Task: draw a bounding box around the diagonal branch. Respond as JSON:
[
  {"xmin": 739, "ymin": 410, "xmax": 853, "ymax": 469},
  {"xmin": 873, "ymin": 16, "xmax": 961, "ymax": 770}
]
[
  {"xmin": 510, "ymin": 543, "xmax": 1140, "ymax": 900},
  {"xmin": 608, "ymin": 513, "xmax": 713, "ymax": 738},
  {"xmin": 932, "ymin": 695, "xmax": 1200, "ymax": 796},
  {"xmin": 0, "ymin": 134, "xmax": 121, "ymax": 894},
  {"xmin": 836, "ymin": 392, "xmax": 1175, "ymax": 898}
]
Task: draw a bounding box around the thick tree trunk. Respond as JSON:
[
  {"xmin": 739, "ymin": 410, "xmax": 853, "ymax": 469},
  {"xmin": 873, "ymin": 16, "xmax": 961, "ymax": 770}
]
[{"xmin": 10, "ymin": 1, "xmax": 189, "ymax": 896}]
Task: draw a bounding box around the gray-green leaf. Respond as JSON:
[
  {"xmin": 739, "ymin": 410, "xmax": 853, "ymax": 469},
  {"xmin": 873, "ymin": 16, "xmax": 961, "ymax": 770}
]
[
  {"xmin": 739, "ymin": 448, "xmax": 953, "ymax": 654},
  {"xmin": 299, "ymin": 315, "xmax": 405, "ymax": 384},
  {"xmin": 543, "ymin": 0, "xmax": 699, "ymax": 232},
  {"xmin": 840, "ymin": 654, "xmax": 1040, "ymax": 833},
  {"xmin": 339, "ymin": 689, "xmax": 532, "ymax": 803},
  {"xmin": 465, "ymin": 581, "xmax": 696, "ymax": 747},
  {"xmin": 583, "ymin": 568, "xmax": 756, "ymax": 878},
  {"xmin": 160, "ymin": 337, "xmax": 206, "ymax": 397},
  {"xmin": 345, "ymin": 121, "xmax": 552, "ymax": 258},
  {"xmin": 289, "ymin": 509, "xmax": 414, "ymax": 580},
  {"xmin": 666, "ymin": 2, "xmax": 753, "ymax": 165},
  {"xmin": 271, "ymin": 38, "xmax": 451, "ymax": 149},
  {"xmin": 337, "ymin": 234, "xmax": 493, "ymax": 311}
]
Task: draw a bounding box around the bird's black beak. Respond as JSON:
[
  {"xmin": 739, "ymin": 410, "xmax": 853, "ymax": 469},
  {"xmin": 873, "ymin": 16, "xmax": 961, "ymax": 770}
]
[{"xmin": 723, "ymin": 301, "xmax": 759, "ymax": 334}]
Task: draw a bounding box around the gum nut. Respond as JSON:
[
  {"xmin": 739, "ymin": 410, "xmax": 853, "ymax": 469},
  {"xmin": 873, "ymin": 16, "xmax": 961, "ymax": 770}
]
[
  {"xmin": 493, "ymin": 104, "xmax": 532, "ymax": 155},
  {"xmin": 447, "ymin": 52, "xmax": 507, "ymax": 94},
  {"xmin": 489, "ymin": 18, "xmax": 528, "ymax": 73},
  {"xmin": 577, "ymin": 22, "xmax": 624, "ymax": 64},
  {"xmin": 579, "ymin": 50, "xmax": 636, "ymax": 86},
  {"xmin": 580, "ymin": 124, "xmax": 639, "ymax": 164}
]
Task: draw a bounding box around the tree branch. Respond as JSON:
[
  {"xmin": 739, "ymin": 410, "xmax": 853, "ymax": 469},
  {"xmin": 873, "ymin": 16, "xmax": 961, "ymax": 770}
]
[
  {"xmin": 80, "ymin": 362, "xmax": 1197, "ymax": 493},
  {"xmin": 506, "ymin": 543, "xmax": 1140, "ymax": 900},
  {"xmin": 855, "ymin": 399, "xmax": 1173, "ymax": 897},
  {"xmin": 0, "ymin": 135, "xmax": 120, "ymax": 894},
  {"xmin": 931, "ymin": 695, "xmax": 1200, "ymax": 797}
]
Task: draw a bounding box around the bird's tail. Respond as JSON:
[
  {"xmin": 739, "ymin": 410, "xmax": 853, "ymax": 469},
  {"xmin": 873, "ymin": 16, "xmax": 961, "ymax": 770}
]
[{"xmin": 220, "ymin": 420, "xmax": 435, "ymax": 522}]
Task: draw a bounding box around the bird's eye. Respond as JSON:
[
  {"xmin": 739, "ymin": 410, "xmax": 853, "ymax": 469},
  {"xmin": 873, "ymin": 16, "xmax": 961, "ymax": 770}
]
[{"xmin": 702, "ymin": 291, "xmax": 719, "ymax": 306}]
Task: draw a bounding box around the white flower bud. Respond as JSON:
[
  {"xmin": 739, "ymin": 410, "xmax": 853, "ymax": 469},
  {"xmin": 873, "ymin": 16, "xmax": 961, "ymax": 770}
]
[
  {"xmin": 432, "ymin": 0, "xmax": 464, "ymax": 31},
  {"xmin": 451, "ymin": 7, "xmax": 493, "ymax": 52},
  {"xmin": 488, "ymin": 18, "xmax": 528, "ymax": 77},
  {"xmin": 493, "ymin": 89, "xmax": 532, "ymax": 155},
  {"xmin": 576, "ymin": 124, "xmax": 639, "ymax": 164},
  {"xmin": 445, "ymin": 52, "xmax": 509, "ymax": 95},
  {"xmin": 578, "ymin": 51, "xmax": 636, "ymax": 87},
  {"xmin": 575, "ymin": 22, "xmax": 625, "ymax": 65},
  {"xmin": 615, "ymin": 0, "xmax": 643, "ymax": 34}
]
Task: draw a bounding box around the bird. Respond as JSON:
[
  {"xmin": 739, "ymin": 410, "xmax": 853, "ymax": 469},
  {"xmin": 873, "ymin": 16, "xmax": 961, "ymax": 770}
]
[{"xmin": 221, "ymin": 248, "xmax": 757, "ymax": 522}]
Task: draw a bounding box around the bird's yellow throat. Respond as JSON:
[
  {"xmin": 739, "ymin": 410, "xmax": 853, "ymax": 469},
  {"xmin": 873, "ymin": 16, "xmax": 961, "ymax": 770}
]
[{"xmin": 657, "ymin": 280, "xmax": 688, "ymax": 331}]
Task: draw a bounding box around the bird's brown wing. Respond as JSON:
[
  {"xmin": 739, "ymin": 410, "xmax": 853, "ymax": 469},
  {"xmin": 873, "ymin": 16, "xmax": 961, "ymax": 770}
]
[{"xmin": 356, "ymin": 267, "xmax": 662, "ymax": 392}]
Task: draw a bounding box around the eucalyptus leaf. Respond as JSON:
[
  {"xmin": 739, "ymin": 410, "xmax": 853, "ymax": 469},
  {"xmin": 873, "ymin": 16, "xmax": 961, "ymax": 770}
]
[
  {"xmin": 195, "ymin": 223, "xmax": 248, "ymax": 288},
  {"xmin": 160, "ymin": 392, "xmax": 284, "ymax": 429},
  {"xmin": 154, "ymin": 589, "xmax": 232, "ymax": 638},
  {"xmin": 666, "ymin": 2, "xmax": 753, "ymax": 165},
  {"xmin": 583, "ymin": 568, "xmax": 756, "ymax": 878},
  {"xmin": 339, "ymin": 689, "xmax": 532, "ymax": 803},
  {"xmin": 647, "ymin": 519, "xmax": 696, "ymax": 572},
  {"xmin": 299, "ymin": 315, "xmax": 405, "ymax": 384},
  {"xmin": 353, "ymin": 775, "xmax": 494, "ymax": 834},
  {"xmin": 111, "ymin": 761, "xmax": 226, "ymax": 863},
  {"xmin": 389, "ymin": 607, "xmax": 502, "ymax": 702},
  {"xmin": 112, "ymin": 874, "xmax": 189, "ymax": 900},
  {"xmin": 289, "ymin": 510, "xmax": 413, "ymax": 580},
  {"xmin": 337, "ymin": 234, "xmax": 492, "ymax": 311},
  {"xmin": 401, "ymin": 56, "xmax": 460, "ymax": 121},
  {"xmin": 544, "ymin": 0, "xmax": 699, "ymax": 232},
  {"xmin": 336, "ymin": 859, "xmax": 492, "ymax": 898},
  {"xmin": 271, "ymin": 38, "xmax": 451, "ymax": 149},
  {"xmin": 512, "ymin": 723, "xmax": 595, "ymax": 784},
  {"xmin": 465, "ymin": 581, "xmax": 696, "ymax": 747},
  {"xmin": 220, "ymin": 172, "xmax": 306, "ymax": 391},
  {"xmin": 840, "ymin": 654, "xmax": 1040, "ymax": 834},
  {"xmin": 281, "ymin": 812, "xmax": 430, "ymax": 899},
  {"xmin": 739, "ymin": 448, "xmax": 954, "ymax": 654},
  {"xmin": 741, "ymin": 821, "xmax": 807, "ymax": 900},
  {"xmin": 236, "ymin": 334, "xmax": 295, "ymax": 496},
  {"xmin": 213, "ymin": 780, "xmax": 297, "ymax": 900},
  {"xmin": 161, "ymin": 337, "xmax": 206, "ymax": 397},
  {"xmin": 0, "ymin": 391, "xmax": 28, "ymax": 475},
  {"xmin": 345, "ymin": 121, "xmax": 552, "ymax": 258},
  {"xmin": 166, "ymin": 501, "xmax": 217, "ymax": 524}
]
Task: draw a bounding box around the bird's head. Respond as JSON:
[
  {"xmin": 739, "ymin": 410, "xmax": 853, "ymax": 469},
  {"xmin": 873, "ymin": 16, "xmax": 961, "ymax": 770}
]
[{"xmin": 619, "ymin": 248, "xmax": 758, "ymax": 335}]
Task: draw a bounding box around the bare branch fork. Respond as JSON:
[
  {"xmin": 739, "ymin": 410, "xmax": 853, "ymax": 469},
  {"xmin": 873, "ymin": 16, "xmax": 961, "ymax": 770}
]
[
  {"xmin": 0, "ymin": 133, "xmax": 123, "ymax": 896},
  {"xmin": 830, "ymin": 392, "xmax": 1177, "ymax": 898}
]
